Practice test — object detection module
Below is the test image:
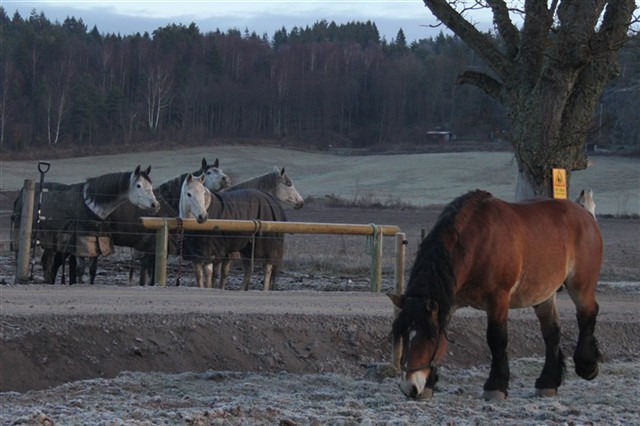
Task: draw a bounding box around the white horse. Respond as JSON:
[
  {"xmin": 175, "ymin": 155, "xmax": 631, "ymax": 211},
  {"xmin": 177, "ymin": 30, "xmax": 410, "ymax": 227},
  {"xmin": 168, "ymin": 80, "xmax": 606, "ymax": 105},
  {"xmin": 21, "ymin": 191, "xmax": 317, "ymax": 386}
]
[
  {"xmin": 576, "ymin": 188, "xmax": 596, "ymax": 218},
  {"xmin": 179, "ymin": 173, "xmax": 287, "ymax": 289},
  {"xmin": 213, "ymin": 166, "xmax": 304, "ymax": 289},
  {"xmin": 179, "ymin": 173, "xmax": 211, "ymax": 224},
  {"xmin": 179, "ymin": 173, "xmax": 213, "ymax": 287},
  {"xmin": 226, "ymin": 166, "xmax": 304, "ymax": 209}
]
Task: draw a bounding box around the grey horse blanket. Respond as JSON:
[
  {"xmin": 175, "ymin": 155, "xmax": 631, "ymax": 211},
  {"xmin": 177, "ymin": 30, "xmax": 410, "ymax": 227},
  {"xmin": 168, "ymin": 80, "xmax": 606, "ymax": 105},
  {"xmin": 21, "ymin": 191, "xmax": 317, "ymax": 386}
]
[
  {"xmin": 11, "ymin": 182, "xmax": 113, "ymax": 258},
  {"xmin": 182, "ymin": 188, "xmax": 286, "ymax": 263}
]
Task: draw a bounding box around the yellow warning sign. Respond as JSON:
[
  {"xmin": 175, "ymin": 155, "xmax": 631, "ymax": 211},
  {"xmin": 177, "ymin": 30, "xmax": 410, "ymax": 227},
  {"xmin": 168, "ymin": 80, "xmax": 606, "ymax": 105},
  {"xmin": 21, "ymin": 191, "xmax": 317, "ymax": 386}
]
[{"xmin": 552, "ymin": 168, "xmax": 567, "ymax": 199}]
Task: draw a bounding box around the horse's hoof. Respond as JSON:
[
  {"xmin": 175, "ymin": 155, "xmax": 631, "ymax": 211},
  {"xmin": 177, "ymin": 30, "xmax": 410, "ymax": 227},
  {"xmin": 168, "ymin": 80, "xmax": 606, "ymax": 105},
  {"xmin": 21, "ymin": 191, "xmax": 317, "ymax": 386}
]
[
  {"xmin": 576, "ymin": 363, "xmax": 599, "ymax": 381},
  {"xmin": 535, "ymin": 388, "xmax": 558, "ymax": 397},
  {"xmin": 483, "ymin": 390, "xmax": 507, "ymax": 401}
]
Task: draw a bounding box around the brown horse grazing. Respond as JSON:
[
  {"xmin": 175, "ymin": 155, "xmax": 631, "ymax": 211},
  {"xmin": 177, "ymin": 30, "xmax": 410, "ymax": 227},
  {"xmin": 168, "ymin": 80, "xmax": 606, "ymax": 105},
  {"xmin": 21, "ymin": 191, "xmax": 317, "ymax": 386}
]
[{"xmin": 388, "ymin": 190, "xmax": 603, "ymax": 401}]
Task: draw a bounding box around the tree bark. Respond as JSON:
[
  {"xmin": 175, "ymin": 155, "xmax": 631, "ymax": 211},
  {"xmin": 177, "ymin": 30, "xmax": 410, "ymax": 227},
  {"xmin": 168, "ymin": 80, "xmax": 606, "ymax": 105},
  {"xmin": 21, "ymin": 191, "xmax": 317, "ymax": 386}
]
[{"xmin": 423, "ymin": 0, "xmax": 637, "ymax": 198}]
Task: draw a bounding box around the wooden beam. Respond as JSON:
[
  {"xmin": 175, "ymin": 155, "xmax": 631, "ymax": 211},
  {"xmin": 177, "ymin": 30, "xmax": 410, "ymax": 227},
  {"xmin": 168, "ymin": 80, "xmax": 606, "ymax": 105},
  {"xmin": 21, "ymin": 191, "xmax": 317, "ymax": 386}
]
[{"xmin": 140, "ymin": 217, "xmax": 401, "ymax": 236}]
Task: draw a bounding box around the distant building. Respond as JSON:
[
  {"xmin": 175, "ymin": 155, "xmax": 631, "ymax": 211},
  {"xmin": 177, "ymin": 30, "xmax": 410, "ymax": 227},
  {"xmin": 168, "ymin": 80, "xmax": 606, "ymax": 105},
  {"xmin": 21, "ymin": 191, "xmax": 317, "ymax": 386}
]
[{"xmin": 425, "ymin": 131, "xmax": 455, "ymax": 143}]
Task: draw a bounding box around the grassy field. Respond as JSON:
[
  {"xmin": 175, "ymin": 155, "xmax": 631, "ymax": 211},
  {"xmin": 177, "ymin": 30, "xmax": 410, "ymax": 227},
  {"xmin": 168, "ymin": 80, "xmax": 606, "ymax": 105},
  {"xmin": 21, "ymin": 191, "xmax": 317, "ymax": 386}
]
[{"xmin": 1, "ymin": 145, "xmax": 638, "ymax": 215}]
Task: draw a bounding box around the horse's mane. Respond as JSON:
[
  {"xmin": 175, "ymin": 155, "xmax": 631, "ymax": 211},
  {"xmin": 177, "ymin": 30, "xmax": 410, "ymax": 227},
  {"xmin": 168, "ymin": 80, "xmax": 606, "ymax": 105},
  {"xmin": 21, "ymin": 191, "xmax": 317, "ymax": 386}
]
[
  {"xmin": 228, "ymin": 170, "xmax": 279, "ymax": 192},
  {"xmin": 84, "ymin": 171, "xmax": 143, "ymax": 206},
  {"xmin": 156, "ymin": 174, "xmax": 187, "ymax": 208},
  {"xmin": 157, "ymin": 167, "xmax": 209, "ymax": 209},
  {"xmin": 405, "ymin": 190, "xmax": 493, "ymax": 327}
]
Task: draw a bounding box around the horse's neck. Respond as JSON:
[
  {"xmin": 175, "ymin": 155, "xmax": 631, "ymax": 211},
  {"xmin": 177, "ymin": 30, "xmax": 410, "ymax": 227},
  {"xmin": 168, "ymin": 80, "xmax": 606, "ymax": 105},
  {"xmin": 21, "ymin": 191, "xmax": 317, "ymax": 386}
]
[
  {"xmin": 157, "ymin": 174, "xmax": 186, "ymax": 209},
  {"xmin": 83, "ymin": 173, "xmax": 130, "ymax": 220}
]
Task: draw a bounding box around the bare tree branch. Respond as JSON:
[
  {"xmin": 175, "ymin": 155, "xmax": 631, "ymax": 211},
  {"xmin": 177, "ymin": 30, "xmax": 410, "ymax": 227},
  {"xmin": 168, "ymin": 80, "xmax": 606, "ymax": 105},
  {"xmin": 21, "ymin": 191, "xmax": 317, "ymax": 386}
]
[
  {"xmin": 485, "ymin": 0, "xmax": 520, "ymax": 59},
  {"xmin": 516, "ymin": 0, "xmax": 555, "ymax": 86},
  {"xmin": 423, "ymin": 0, "xmax": 511, "ymax": 79},
  {"xmin": 456, "ymin": 70, "xmax": 504, "ymax": 101}
]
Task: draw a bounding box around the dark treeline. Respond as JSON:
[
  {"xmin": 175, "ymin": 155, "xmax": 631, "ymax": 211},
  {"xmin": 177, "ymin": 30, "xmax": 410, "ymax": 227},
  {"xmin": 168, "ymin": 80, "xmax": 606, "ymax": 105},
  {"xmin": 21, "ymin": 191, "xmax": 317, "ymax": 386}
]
[{"xmin": 1, "ymin": 8, "xmax": 638, "ymax": 154}]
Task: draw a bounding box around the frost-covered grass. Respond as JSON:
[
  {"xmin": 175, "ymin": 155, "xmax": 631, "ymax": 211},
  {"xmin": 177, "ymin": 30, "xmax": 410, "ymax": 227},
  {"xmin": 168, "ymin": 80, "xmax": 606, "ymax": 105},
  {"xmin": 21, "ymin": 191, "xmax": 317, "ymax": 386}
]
[{"xmin": 3, "ymin": 359, "xmax": 639, "ymax": 425}]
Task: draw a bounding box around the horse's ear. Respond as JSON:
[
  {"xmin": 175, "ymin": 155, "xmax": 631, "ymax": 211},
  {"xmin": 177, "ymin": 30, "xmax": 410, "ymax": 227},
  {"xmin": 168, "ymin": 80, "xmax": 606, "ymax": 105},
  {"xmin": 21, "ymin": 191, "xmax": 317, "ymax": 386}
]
[
  {"xmin": 198, "ymin": 173, "xmax": 206, "ymax": 183},
  {"xmin": 280, "ymin": 167, "xmax": 286, "ymax": 176},
  {"xmin": 145, "ymin": 165, "xmax": 151, "ymax": 175},
  {"xmin": 202, "ymin": 158, "xmax": 207, "ymax": 169},
  {"xmin": 273, "ymin": 165, "xmax": 280, "ymax": 173},
  {"xmin": 186, "ymin": 173, "xmax": 193, "ymax": 183},
  {"xmin": 387, "ymin": 293, "xmax": 403, "ymax": 309},
  {"xmin": 135, "ymin": 165, "xmax": 141, "ymax": 176},
  {"xmin": 213, "ymin": 158, "xmax": 219, "ymax": 168}
]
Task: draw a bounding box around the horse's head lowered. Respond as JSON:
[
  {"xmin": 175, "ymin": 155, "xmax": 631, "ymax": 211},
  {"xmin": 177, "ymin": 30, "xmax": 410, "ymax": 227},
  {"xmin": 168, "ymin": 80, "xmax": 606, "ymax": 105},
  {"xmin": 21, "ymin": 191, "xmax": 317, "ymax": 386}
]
[
  {"xmin": 200, "ymin": 158, "xmax": 231, "ymax": 191},
  {"xmin": 179, "ymin": 173, "xmax": 212, "ymax": 223},
  {"xmin": 388, "ymin": 293, "xmax": 449, "ymax": 400},
  {"xmin": 129, "ymin": 165, "xmax": 160, "ymax": 214}
]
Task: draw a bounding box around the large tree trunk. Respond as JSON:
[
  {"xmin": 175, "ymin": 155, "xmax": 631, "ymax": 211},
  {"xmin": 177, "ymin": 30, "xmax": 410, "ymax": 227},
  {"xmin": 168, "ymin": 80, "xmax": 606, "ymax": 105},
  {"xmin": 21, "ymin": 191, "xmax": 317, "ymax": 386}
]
[{"xmin": 423, "ymin": 0, "xmax": 637, "ymax": 199}]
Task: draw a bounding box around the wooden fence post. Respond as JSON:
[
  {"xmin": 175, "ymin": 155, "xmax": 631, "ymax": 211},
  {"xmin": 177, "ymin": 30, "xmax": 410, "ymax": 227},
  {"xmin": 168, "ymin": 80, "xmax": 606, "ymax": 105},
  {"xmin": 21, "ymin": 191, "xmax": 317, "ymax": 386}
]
[
  {"xmin": 392, "ymin": 232, "xmax": 407, "ymax": 369},
  {"xmin": 15, "ymin": 180, "xmax": 35, "ymax": 284},
  {"xmin": 154, "ymin": 220, "xmax": 168, "ymax": 286},
  {"xmin": 394, "ymin": 232, "xmax": 406, "ymax": 296},
  {"xmin": 370, "ymin": 226, "xmax": 383, "ymax": 292}
]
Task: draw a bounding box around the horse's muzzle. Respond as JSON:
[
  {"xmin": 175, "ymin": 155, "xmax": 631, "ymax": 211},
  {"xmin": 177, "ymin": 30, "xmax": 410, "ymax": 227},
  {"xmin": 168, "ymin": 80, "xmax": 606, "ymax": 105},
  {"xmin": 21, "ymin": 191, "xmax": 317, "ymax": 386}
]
[{"xmin": 400, "ymin": 383, "xmax": 434, "ymax": 400}]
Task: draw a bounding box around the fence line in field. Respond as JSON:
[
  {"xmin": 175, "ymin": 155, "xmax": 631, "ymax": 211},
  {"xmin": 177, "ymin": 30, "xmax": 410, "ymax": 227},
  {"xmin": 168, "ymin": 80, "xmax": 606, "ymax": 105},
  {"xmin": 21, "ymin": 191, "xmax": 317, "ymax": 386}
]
[{"xmin": 140, "ymin": 217, "xmax": 406, "ymax": 294}]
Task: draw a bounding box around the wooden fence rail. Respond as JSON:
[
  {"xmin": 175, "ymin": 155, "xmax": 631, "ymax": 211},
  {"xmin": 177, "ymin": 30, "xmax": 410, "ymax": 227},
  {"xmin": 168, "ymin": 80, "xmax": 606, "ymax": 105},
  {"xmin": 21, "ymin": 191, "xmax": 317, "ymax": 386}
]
[{"xmin": 140, "ymin": 217, "xmax": 406, "ymax": 293}]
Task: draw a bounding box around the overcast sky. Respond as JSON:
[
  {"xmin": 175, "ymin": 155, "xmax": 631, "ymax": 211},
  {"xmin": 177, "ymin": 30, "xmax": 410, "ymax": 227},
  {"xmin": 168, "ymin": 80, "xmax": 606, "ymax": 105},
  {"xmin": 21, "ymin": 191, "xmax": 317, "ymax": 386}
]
[{"xmin": 3, "ymin": 0, "xmax": 494, "ymax": 43}]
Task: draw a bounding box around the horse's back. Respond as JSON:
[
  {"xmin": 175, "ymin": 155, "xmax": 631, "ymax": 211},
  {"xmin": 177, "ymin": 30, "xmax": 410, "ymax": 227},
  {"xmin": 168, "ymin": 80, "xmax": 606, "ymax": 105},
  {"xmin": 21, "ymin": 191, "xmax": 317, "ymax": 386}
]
[
  {"xmin": 212, "ymin": 188, "xmax": 286, "ymax": 222},
  {"xmin": 183, "ymin": 188, "xmax": 286, "ymax": 261},
  {"xmin": 454, "ymin": 195, "xmax": 602, "ymax": 309}
]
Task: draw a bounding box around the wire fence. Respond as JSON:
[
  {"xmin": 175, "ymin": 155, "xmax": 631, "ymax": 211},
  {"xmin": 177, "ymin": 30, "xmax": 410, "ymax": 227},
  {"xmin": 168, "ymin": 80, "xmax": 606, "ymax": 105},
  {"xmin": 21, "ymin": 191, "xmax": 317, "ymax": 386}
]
[{"xmin": 2, "ymin": 187, "xmax": 406, "ymax": 290}]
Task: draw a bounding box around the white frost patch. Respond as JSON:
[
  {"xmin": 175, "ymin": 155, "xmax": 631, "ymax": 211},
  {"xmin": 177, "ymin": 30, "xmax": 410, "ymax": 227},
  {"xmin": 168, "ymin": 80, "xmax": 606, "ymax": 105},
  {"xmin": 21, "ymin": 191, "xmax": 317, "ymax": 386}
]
[
  {"xmin": 599, "ymin": 281, "xmax": 640, "ymax": 293},
  {"xmin": 2, "ymin": 360, "xmax": 639, "ymax": 425}
]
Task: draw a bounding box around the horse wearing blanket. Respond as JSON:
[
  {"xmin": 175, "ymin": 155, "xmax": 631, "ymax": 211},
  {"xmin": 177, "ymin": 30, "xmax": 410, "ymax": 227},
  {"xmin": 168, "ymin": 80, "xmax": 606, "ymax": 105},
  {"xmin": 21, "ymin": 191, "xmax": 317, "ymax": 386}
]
[
  {"xmin": 179, "ymin": 173, "xmax": 286, "ymax": 289},
  {"xmin": 11, "ymin": 166, "xmax": 159, "ymax": 283},
  {"xmin": 215, "ymin": 166, "xmax": 304, "ymax": 289}
]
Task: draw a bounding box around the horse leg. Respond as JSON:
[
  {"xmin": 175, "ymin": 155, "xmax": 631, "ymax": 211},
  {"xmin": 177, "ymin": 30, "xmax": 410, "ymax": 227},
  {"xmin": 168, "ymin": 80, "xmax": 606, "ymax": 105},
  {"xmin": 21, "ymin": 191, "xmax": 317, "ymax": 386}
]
[
  {"xmin": 128, "ymin": 256, "xmax": 136, "ymax": 286},
  {"xmin": 270, "ymin": 263, "xmax": 281, "ymax": 291},
  {"xmin": 220, "ymin": 252, "xmax": 240, "ymax": 289},
  {"xmin": 69, "ymin": 255, "xmax": 78, "ymax": 284},
  {"xmin": 58, "ymin": 253, "xmax": 67, "ymax": 285},
  {"xmin": 573, "ymin": 302, "xmax": 601, "ymax": 380},
  {"xmin": 533, "ymin": 294, "xmax": 565, "ymax": 396},
  {"xmin": 565, "ymin": 278, "xmax": 601, "ymax": 381},
  {"xmin": 147, "ymin": 256, "xmax": 155, "ymax": 286},
  {"xmin": 263, "ymin": 263, "xmax": 273, "ymax": 291},
  {"xmin": 139, "ymin": 254, "xmax": 154, "ymax": 286},
  {"xmin": 41, "ymin": 250, "xmax": 55, "ymax": 284},
  {"xmin": 89, "ymin": 257, "xmax": 98, "ymax": 284},
  {"xmin": 193, "ymin": 262, "xmax": 204, "ymax": 288},
  {"xmin": 241, "ymin": 258, "xmax": 253, "ymax": 291},
  {"xmin": 73, "ymin": 256, "xmax": 85, "ymax": 284},
  {"xmin": 219, "ymin": 258, "xmax": 231, "ymax": 290},
  {"xmin": 211, "ymin": 259, "xmax": 221, "ymax": 289},
  {"xmin": 204, "ymin": 262, "xmax": 213, "ymax": 289},
  {"xmin": 483, "ymin": 306, "xmax": 510, "ymax": 400}
]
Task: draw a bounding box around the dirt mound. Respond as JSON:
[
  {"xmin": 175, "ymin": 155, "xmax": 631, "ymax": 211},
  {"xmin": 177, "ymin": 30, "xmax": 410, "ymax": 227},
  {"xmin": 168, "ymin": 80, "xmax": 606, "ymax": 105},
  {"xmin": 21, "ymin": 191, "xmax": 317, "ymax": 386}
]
[{"xmin": 2, "ymin": 285, "xmax": 639, "ymax": 393}]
